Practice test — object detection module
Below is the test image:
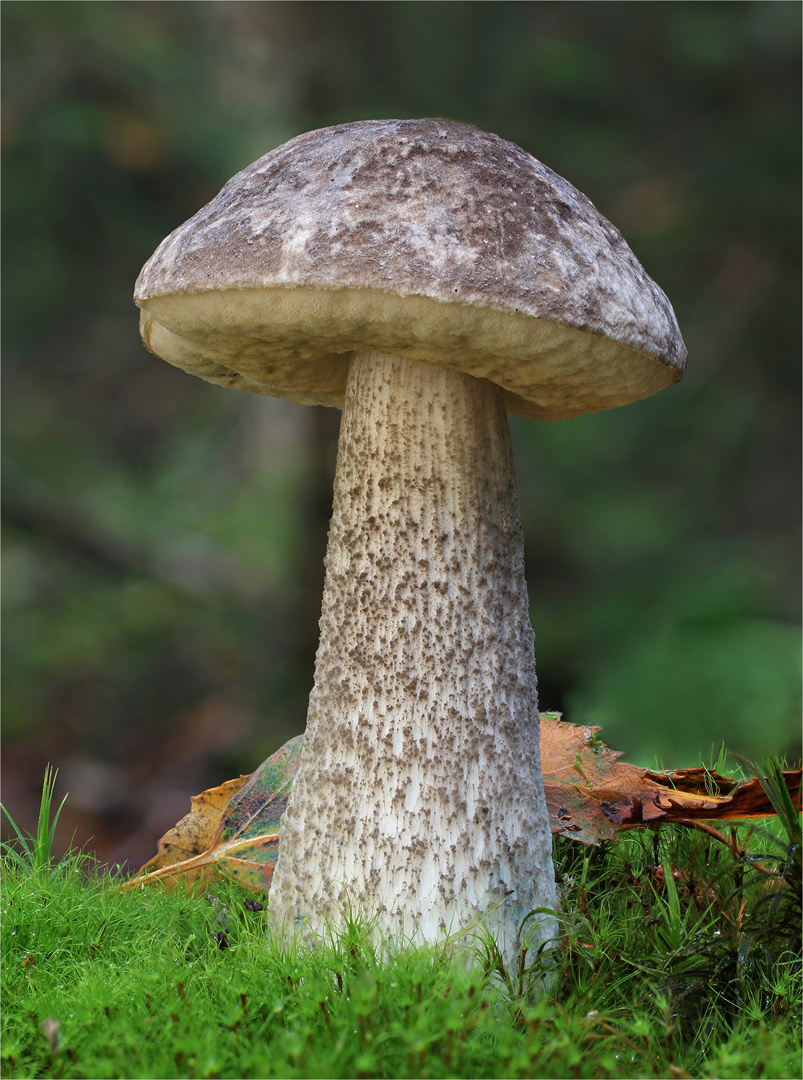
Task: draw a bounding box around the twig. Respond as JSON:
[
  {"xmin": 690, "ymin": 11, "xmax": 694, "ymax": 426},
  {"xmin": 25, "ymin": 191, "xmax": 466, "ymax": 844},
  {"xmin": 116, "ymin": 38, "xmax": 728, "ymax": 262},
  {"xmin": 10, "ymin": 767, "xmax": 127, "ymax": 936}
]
[{"xmin": 673, "ymin": 818, "xmax": 774, "ymax": 874}]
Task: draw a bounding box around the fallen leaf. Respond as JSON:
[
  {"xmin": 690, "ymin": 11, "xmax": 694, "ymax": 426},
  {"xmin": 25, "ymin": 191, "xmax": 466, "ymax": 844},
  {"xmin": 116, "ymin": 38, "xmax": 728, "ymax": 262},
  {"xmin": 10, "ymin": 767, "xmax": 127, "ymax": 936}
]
[
  {"xmin": 541, "ymin": 712, "xmax": 802, "ymax": 844},
  {"xmin": 132, "ymin": 736, "xmax": 303, "ymax": 891},
  {"xmin": 541, "ymin": 714, "xmax": 639, "ymax": 844},
  {"xmin": 131, "ymin": 716, "xmax": 801, "ymax": 890},
  {"xmin": 144, "ymin": 775, "xmax": 251, "ymax": 870}
]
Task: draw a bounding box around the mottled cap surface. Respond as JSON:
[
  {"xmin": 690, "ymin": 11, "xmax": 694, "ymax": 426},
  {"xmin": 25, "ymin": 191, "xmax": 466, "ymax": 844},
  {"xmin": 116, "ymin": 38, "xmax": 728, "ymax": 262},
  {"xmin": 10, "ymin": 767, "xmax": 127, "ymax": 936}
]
[{"xmin": 135, "ymin": 118, "xmax": 686, "ymax": 419}]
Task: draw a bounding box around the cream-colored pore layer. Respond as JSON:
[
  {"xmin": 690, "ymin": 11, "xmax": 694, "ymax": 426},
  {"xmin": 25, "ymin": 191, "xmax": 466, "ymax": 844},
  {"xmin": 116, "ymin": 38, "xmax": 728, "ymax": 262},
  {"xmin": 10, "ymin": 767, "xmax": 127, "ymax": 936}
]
[{"xmin": 139, "ymin": 286, "xmax": 678, "ymax": 420}]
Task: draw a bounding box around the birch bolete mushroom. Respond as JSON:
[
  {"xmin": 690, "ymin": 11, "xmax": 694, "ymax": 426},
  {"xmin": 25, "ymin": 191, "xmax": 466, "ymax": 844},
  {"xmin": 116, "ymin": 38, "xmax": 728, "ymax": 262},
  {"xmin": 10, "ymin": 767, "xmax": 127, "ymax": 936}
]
[{"xmin": 135, "ymin": 119, "xmax": 686, "ymax": 966}]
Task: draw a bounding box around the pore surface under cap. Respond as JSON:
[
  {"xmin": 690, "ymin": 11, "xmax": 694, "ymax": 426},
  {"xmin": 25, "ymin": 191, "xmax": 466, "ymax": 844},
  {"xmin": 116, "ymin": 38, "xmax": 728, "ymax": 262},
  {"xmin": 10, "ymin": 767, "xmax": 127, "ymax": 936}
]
[{"xmin": 135, "ymin": 118, "xmax": 686, "ymax": 420}]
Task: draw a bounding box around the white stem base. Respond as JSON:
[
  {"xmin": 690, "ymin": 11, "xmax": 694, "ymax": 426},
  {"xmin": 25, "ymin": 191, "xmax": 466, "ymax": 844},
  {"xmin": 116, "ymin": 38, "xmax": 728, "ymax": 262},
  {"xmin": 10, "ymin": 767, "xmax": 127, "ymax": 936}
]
[{"xmin": 269, "ymin": 353, "xmax": 557, "ymax": 967}]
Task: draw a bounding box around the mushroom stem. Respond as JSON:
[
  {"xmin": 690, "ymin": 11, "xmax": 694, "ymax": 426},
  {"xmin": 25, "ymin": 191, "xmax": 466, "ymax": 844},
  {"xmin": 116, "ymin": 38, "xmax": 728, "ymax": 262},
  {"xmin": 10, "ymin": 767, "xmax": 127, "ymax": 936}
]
[{"xmin": 269, "ymin": 351, "xmax": 557, "ymax": 966}]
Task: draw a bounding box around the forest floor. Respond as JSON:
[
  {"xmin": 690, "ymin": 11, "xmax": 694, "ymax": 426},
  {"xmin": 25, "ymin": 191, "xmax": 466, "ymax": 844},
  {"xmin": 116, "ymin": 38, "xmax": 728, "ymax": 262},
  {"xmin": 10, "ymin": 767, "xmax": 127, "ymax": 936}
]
[{"xmin": 2, "ymin": 772, "xmax": 801, "ymax": 1079}]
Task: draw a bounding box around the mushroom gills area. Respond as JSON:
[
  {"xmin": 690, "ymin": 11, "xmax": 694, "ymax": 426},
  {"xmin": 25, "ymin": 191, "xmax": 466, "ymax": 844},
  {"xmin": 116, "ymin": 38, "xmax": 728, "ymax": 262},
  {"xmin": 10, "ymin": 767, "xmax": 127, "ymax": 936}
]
[{"xmin": 269, "ymin": 352, "xmax": 557, "ymax": 962}]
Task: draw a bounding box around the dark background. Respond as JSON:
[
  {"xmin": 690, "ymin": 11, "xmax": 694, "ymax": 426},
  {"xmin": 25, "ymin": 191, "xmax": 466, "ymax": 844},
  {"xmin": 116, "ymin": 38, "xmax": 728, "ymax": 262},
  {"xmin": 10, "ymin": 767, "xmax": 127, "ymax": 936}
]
[{"xmin": 3, "ymin": 1, "xmax": 800, "ymax": 870}]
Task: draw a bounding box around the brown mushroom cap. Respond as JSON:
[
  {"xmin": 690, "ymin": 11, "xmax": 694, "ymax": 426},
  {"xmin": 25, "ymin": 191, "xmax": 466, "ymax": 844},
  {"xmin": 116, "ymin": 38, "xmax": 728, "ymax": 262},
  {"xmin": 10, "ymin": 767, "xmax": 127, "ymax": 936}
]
[{"xmin": 135, "ymin": 118, "xmax": 686, "ymax": 421}]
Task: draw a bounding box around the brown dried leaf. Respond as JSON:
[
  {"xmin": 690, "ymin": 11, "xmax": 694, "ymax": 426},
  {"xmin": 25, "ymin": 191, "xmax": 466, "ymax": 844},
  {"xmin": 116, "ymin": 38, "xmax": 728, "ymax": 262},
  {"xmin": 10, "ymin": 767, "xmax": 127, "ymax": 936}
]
[
  {"xmin": 130, "ymin": 737, "xmax": 303, "ymax": 891},
  {"xmin": 142, "ymin": 775, "xmax": 250, "ymax": 872},
  {"xmin": 541, "ymin": 712, "xmax": 801, "ymax": 844},
  {"xmin": 131, "ymin": 715, "xmax": 801, "ymax": 891}
]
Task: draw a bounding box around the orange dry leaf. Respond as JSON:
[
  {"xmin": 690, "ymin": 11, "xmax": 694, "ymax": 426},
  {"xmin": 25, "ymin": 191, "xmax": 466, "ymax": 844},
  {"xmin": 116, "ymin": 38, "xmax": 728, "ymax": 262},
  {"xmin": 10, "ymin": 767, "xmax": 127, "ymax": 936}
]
[
  {"xmin": 131, "ymin": 715, "xmax": 801, "ymax": 891},
  {"xmin": 144, "ymin": 774, "xmax": 251, "ymax": 869},
  {"xmin": 132, "ymin": 737, "xmax": 303, "ymax": 892},
  {"xmin": 541, "ymin": 712, "xmax": 801, "ymax": 844}
]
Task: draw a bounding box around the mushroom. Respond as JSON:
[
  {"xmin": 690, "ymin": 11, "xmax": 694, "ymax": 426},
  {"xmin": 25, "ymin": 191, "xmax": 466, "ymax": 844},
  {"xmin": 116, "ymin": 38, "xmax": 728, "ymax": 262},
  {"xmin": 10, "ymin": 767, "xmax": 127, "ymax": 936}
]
[{"xmin": 135, "ymin": 119, "xmax": 686, "ymax": 967}]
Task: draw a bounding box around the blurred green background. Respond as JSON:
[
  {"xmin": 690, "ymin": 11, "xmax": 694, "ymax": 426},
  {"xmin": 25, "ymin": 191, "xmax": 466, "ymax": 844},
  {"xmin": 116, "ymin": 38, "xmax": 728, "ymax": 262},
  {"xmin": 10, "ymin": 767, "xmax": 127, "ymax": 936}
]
[{"xmin": 3, "ymin": 1, "xmax": 800, "ymax": 868}]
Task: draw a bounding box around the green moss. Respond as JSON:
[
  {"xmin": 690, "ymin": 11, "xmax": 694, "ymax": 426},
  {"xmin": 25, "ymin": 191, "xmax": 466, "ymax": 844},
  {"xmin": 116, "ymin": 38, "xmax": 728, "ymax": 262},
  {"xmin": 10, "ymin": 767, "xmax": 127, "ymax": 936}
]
[{"xmin": 3, "ymin": 797, "xmax": 801, "ymax": 1079}]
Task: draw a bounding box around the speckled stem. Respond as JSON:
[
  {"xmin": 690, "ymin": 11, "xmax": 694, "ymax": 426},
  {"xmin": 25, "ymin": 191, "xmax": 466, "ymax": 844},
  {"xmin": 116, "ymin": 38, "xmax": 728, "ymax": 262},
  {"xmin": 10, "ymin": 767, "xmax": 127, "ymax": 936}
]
[{"xmin": 269, "ymin": 352, "xmax": 557, "ymax": 965}]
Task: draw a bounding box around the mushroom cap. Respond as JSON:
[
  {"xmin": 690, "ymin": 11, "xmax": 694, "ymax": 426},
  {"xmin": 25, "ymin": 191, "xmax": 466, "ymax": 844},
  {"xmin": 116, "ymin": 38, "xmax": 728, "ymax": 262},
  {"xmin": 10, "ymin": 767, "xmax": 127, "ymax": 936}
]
[{"xmin": 135, "ymin": 118, "xmax": 686, "ymax": 420}]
